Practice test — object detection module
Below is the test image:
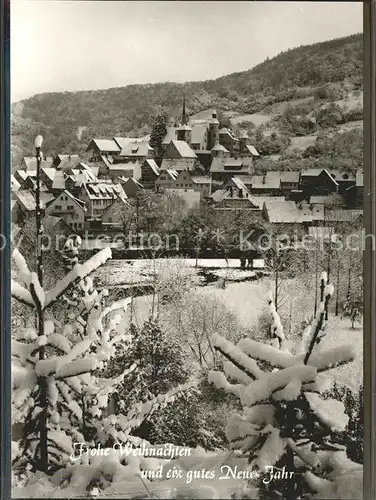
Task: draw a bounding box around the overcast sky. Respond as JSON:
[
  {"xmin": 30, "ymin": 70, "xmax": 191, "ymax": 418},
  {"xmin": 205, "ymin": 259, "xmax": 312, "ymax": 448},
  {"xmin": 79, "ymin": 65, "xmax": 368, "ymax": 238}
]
[{"xmin": 11, "ymin": 1, "xmax": 362, "ymax": 102}]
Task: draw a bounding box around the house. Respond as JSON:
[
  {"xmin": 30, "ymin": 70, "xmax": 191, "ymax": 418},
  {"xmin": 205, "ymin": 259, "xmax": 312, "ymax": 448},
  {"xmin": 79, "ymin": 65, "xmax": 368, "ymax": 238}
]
[
  {"xmin": 40, "ymin": 168, "xmax": 57, "ymax": 191},
  {"xmin": 121, "ymin": 178, "xmax": 144, "ymax": 198},
  {"xmin": 141, "ymin": 159, "xmax": 160, "ymax": 189},
  {"xmin": 155, "ymin": 169, "xmax": 179, "ymax": 191},
  {"xmin": 113, "ymin": 136, "xmax": 150, "ymax": 150},
  {"xmin": 21, "ymin": 156, "xmax": 54, "ymax": 171},
  {"xmin": 279, "ymin": 171, "xmax": 300, "ymax": 193},
  {"xmin": 300, "ymin": 168, "xmax": 344, "ymax": 196},
  {"xmin": 345, "ymin": 171, "xmax": 363, "ymax": 209},
  {"xmin": 14, "ymin": 170, "xmax": 28, "ymax": 187},
  {"xmin": 250, "ymin": 173, "xmax": 282, "ymax": 196},
  {"xmin": 51, "ymin": 171, "xmax": 67, "ymax": 194},
  {"xmin": 52, "ymin": 154, "xmax": 81, "ymax": 170},
  {"xmin": 163, "ymin": 139, "xmax": 198, "ymax": 161},
  {"xmin": 158, "ymin": 170, "xmax": 211, "ymax": 199},
  {"xmin": 160, "ymin": 158, "xmax": 197, "ymax": 172},
  {"xmin": 163, "ymin": 140, "xmax": 197, "ymax": 165},
  {"xmin": 50, "ymin": 168, "xmax": 98, "ymax": 197},
  {"xmin": 218, "ymin": 128, "xmax": 239, "ymax": 155},
  {"xmin": 46, "ymin": 190, "xmax": 87, "ymax": 232},
  {"xmin": 79, "ymin": 182, "xmax": 127, "ymax": 219},
  {"xmin": 261, "ymin": 199, "xmax": 324, "ymax": 227},
  {"xmin": 11, "ymin": 200, "xmax": 19, "ymax": 222},
  {"xmin": 117, "ymin": 141, "xmax": 154, "ymax": 163},
  {"xmin": 238, "ymin": 131, "xmax": 260, "ymax": 158},
  {"xmin": 190, "ymin": 124, "xmax": 208, "ymax": 151},
  {"xmin": 107, "ymin": 161, "xmax": 142, "ymax": 182},
  {"xmin": 102, "ymin": 196, "xmax": 131, "ymax": 230},
  {"xmin": 86, "ymin": 139, "xmax": 121, "ymax": 160},
  {"xmin": 11, "ymin": 175, "xmax": 21, "ymax": 192},
  {"xmin": 213, "ymin": 178, "xmax": 261, "ymax": 211},
  {"xmin": 14, "ymin": 191, "xmax": 37, "ymax": 222},
  {"xmin": 210, "ymin": 157, "xmax": 253, "ymax": 183},
  {"xmin": 87, "ymin": 155, "xmax": 114, "ymax": 178},
  {"xmin": 22, "ymin": 175, "xmax": 49, "ymax": 192}
]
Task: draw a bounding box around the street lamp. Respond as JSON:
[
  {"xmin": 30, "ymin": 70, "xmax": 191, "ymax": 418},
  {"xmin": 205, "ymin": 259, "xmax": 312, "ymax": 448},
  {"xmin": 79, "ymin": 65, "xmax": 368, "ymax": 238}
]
[
  {"xmin": 34, "ymin": 135, "xmax": 43, "ymax": 282},
  {"xmin": 34, "ymin": 135, "xmax": 48, "ymax": 472}
]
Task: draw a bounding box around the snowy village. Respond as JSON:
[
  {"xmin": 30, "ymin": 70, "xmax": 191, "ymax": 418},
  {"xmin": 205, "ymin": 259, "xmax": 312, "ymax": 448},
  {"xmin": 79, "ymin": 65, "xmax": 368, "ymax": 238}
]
[{"xmin": 10, "ymin": 2, "xmax": 364, "ymax": 499}]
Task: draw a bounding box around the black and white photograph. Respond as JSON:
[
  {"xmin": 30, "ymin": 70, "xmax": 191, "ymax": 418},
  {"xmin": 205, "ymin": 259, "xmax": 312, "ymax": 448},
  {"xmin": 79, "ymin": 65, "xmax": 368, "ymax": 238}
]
[{"xmin": 10, "ymin": 1, "xmax": 365, "ymax": 498}]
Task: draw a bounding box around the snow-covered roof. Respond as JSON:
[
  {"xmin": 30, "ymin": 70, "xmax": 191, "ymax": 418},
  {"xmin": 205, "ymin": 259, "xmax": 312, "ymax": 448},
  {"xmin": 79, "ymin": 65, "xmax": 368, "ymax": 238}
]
[
  {"xmin": 83, "ymin": 182, "xmax": 127, "ymax": 201},
  {"xmin": 161, "ymin": 158, "xmax": 196, "ymax": 172},
  {"xmin": 246, "ymin": 145, "xmax": 259, "ymax": 157},
  {"xmin": 119, "ymin": 142, "xmax": 153, "ymax": 158},
  {"xmin": 144, "ymin": 159, "xmax": 160, "ymax": 176},
  {"xmin": 87, "ymin": 139, "xmax": 121, "ymax": 153},
  {"xmin": 169, "ymin": 140, "xmax": 197, "ymax": 159}
]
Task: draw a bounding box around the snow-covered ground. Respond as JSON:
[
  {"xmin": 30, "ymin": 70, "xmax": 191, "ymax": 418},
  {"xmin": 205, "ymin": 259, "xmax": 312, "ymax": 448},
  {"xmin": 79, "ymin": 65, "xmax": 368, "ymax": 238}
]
[
  {"xmin": 316, "ymin": 318, "xmax": 363, "ymax": 391},
  {"xmin": 95, "ymin": 258, "xmax": 264, "ymax": 287}
]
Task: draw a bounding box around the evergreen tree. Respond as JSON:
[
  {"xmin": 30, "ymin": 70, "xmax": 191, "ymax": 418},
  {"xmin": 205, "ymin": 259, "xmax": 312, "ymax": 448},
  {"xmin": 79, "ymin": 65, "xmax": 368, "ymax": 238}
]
[
  {"xmin": 115, "ymin": 318, "xmax": 188, "ymax": 409},
  {"xmin": 12, "ymin": 238, "xmax": 192, "ymax": 474},
  {"xmin": 208, "ymin": 274, "xmax": 362, "ymax": 499},
  {"xmin": 149, "ymin": 109, "xmax": 168, "ymax": 159}
]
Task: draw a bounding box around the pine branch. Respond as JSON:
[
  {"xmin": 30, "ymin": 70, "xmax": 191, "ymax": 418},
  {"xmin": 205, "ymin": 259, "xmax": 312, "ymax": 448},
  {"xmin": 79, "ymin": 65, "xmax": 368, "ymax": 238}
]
[
  {"xmin": 43, "ymin": 248, "xmax": 112, "ymax": 309},
  {"xmin": 11, "ymin": 280, "xmax": 34, "ymax": 307}
]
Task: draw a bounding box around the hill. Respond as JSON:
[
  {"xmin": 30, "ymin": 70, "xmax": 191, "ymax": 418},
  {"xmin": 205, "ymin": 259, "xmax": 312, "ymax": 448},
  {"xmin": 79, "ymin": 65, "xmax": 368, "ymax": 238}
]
[{"xmin": 11, "ymin": 33, "xmax": 363, "ymax": 167}]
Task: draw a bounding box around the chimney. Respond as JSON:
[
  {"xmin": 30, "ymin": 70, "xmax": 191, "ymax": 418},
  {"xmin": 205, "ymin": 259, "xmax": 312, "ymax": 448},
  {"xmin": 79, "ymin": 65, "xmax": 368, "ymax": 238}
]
[
  {"xmin": 262, "ymin": 175, "xmax": 266, "ymax": 184},
  {"xmin": 239, "ymin": 188, "xmax": 243, "ymax": 198},
  {"xmin": 229, "ymin": 186, "xmax": 233, "ymax": 197}
]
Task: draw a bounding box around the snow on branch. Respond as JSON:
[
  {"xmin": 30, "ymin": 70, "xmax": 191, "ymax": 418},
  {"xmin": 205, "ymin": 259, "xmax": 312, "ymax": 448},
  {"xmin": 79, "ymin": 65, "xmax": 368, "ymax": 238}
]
[
  {"xmin": 304, "ymin": 345, "xmax": 357, "ymax": 372},
  {"xmin": 55, "ymin": 357, "xmax": 98, "ymax": 380},
  {"xmin": 44, "ymin": 248, "xmax": 112, "ymax": 309},
  {"xmin": 99, "ymin": 297, "xmax": 131, "ymax": 321},
  {"xmin": 241, "ymin": 365, "xmax": 317, "ymax": 407},
  {"xmin": 12, "ymin": 248, "xmax": 32, "ymax": 286},
  {"xmin": 238, "ymin": 338, "xmax": 356, "ymax": 373},
  {"xmin": 238, "ymin": 338, "xmax": 295, "ymax": 368},
  {"xmin": 212, "ymin": 334, "xmax": 263, "ymax": 380},
  {"xmin": 208, "ymin": 370, "xmax": 243, "ymax": 397},
  {"xmin": 30, "ymin": 273, "xmax": 45, "ymax": 309},
  {"xmin": 223, "ymin": 361, "xmax": 254, "ymax": 384},
  {"xmin": 124, "ymin": 380, "xmax": 197, "ymax": 432},
  {"xmin": 11, "ymin": 280, "xmax": 34, "ymax": 306},
  {"xmin": 267, "ymin": 291, "xmax": 285, "ymax": 344},
  {"xmin": 254, "ymin": 427, "xmax": 287, "ymax": 472},
  {"xmin": 303, "ymin": 275, "xmax": 334, "ymax": 363},
  {"xmin": 305, "ymin": 393, "xmax": 349, "ymax": 432}
]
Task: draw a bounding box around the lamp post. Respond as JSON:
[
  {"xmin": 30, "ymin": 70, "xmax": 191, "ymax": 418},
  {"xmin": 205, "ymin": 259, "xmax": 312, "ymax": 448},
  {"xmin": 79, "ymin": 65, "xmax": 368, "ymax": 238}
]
[
  {"xmin": 34, "ymin": 135, "xmax": 48, "ymax": 472},
  {"xmin": 35, "ymin": 135, "xmax": 43, "ymax": 283}
]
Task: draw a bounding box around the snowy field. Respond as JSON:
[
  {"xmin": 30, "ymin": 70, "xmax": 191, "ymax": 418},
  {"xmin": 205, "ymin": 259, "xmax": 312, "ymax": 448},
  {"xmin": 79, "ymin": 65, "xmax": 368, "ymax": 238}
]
[
  {"xmin": 317, "ymin": 318, "xmax": 363, "ymax": 391},
  {"xmin": 95, "ymin": 258, "xmax": 265, "ymax": 287}
]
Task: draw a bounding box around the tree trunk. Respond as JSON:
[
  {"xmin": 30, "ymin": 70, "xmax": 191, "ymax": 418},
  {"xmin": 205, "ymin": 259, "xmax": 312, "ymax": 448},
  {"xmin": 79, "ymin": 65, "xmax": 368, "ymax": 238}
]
[
  {"xmin": 347, "ymin": 253, "xmax": 352, "ymax": 299},
  {"xmin": 335, "ymin": 254, "xmax": 340, "ymax": 316},
  {"xmin": 314, "ymin": 247, "xmax": 318, "ymax": 316}
]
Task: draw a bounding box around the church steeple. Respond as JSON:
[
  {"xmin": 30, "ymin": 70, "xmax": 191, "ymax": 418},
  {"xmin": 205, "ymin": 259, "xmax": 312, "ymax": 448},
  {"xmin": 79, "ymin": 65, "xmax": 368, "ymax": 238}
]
[{"xmin": 182, "ymin": 94, "xmax": 187, "ymax": 125}]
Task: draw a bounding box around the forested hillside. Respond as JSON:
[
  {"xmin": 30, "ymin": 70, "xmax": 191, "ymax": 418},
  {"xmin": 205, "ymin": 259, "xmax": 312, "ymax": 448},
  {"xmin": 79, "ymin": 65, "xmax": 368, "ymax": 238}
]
[{"xmin": 12, "ymin": 33, "xmax": 363, "ymax": 166}]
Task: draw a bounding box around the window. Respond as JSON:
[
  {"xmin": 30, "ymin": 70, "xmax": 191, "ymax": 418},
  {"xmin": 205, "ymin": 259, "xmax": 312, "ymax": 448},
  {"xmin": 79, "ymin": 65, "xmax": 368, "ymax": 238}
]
[
  {"xmin": 55, "ymin": 205, "xmax": 62, "ymax": 210},
  {"xmin": 67, "ymin": 205, "xmax": 74, "ymax": 210}
]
